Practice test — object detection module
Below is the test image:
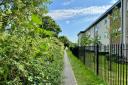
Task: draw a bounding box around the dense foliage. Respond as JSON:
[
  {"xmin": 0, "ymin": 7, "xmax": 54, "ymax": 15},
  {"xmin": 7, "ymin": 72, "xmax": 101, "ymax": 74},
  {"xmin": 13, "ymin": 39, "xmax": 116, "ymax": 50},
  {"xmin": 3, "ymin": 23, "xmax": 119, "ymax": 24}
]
[
  {"xmin": 80, "ymin": 33, "xmax": 92, "ymax": 46},
  {"xmin": 109, "ymin": 7, "xmax": 121, "ymax": 44},
  {"xmin": 0, "ymin": 0, "xmax": 64, "ymax": 85},
  {"xmin": 41, "ymin": 16, "xmax": 61, "ymax": 36},
  {"xmin": 59, "ymin": 36, "xmax": 70, "ymax": 47},
  {"xmin": 59, "ymin": 36, "xmax": 77, "ymax": 48}
]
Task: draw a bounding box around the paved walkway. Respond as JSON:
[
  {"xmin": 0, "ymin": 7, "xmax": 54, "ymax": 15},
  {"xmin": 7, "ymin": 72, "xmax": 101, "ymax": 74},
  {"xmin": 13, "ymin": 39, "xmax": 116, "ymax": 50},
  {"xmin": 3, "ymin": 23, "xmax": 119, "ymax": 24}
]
[{"xmin": 64, "ymin": 50, "xmax": 77, "ymax": 85}]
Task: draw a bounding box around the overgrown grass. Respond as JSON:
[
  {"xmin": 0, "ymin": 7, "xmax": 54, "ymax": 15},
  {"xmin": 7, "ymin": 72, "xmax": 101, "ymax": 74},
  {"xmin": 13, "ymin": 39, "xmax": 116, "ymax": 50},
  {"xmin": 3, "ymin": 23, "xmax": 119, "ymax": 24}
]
[
  {"xmin": 67, "ymin": 50, "xmax": 107, "ymax": 85},
  {"xmin": 80, "ymin": 52, "xmax": 128, "ymax": 85}
]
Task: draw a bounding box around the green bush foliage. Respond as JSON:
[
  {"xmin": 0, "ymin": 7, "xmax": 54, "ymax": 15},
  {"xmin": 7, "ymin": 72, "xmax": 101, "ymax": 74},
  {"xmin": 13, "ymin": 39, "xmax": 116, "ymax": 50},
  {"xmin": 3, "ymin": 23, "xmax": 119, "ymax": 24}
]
[
  {"xmin": 80, "ymin": 33, "xmax": 92, "ymax": 46},
  {"xmin": 0, "ymin": 0, "xmax": 64, "ymax": 85},
  {"xmin": 109, "ymin": 7, "xmax": 121, "ymax": 44},
  {"xmin": 0, "ymin": 33, "xmax": 64, "ymax": 85}
]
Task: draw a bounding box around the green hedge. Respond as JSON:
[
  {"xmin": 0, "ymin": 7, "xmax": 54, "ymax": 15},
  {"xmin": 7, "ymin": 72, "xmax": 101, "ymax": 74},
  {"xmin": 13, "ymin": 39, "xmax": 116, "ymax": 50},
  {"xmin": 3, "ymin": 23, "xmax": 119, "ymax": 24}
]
[
  {"xmin": 0, "ymin": 32, "xmax": 64, "ymax": 85},
  {"xmin": 0, "ymin": 1, "xmax": 64, "ymax": 84}
]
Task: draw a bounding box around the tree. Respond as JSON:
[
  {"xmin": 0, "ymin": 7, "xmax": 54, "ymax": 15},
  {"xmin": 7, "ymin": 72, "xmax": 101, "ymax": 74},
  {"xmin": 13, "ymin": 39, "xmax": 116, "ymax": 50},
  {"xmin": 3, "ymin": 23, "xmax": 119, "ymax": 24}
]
[
  {"xmin": 0, "ymin": 0, "xmax": 50, "ymax": 31},
  {"xmin": 92, "ymin": 35, "xmax": 101, "ymax": 45},
  {"xmin": 109, "ymin": 7, "xmax": 121, "ymax": 44},
  {"xmin": 41, "ymin": 16, "xmax": 61, "ymax": 36},
  {"xmin": 80, "ymin": 33, "xmax": 92, "ymax": 46},
  {"xmin": 59, "ymin": 36, "xmax": 70, "ymax": 47}
]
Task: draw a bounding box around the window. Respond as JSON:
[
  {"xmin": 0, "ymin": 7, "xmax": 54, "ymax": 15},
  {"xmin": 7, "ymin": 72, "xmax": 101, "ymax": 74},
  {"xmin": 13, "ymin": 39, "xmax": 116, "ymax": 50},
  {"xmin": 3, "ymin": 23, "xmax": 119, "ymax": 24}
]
[
  {"xmin": 118, "ymin": 27, "xmax": 121, "ymax": 31},
  {"xmin": 104, "ymin": 19, "xmax": 107, "ymax": 25},
  {"xmin": 95, "ymin": 25, "xmax": 98, "ymax": 32},
  {"xmin": 95, "ymin": 25, "xmax": 98, "ymax": 37}
]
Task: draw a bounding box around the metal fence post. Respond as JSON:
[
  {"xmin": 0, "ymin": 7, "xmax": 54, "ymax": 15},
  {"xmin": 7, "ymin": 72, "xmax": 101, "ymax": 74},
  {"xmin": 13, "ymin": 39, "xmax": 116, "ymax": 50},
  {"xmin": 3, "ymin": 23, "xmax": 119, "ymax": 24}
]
[
  {"xmin": 84, "ymin": 46, "xmax": 86, "ymax": 64},
  {"xmin": 96, "ymin": 44, "xmax": 99, "ymax": 75}
]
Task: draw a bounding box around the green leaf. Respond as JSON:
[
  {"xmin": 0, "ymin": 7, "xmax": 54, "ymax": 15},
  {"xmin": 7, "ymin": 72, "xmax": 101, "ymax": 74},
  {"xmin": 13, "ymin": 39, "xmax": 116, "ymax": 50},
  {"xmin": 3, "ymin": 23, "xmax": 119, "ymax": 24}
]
[{"xmin": 31, "ymin": 14, "xmax": 42, "ymax": 25}]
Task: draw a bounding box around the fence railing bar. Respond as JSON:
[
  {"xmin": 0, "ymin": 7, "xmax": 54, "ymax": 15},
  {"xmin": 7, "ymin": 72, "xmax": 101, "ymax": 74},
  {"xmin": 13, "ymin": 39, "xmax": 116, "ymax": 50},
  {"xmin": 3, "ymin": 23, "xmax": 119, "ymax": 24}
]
[
  {"xmin": 120, "ymin": 44, "xmax": 122, "ymax": 85},
  {"xmin": 104, "ymin": 45, "xmax": 106, "ymax": 82},
  {"xmin": 116, "ymin": 44, "xmax": 118, "ymax": 85},
  {"xmin": 96, "ymin": 44, "xmax": 99, "ymax": 75},
  {"xmin": 126, "ymin": 45, "xmax": 128, "ymax": 85},
  {"xmin": 113, "ymin": 44, "xmax": 115, "ymax": 85},
  {"xmin": 122, "ymin": 44, "xmax": 125, "ymax": 85},
  {"xmin": 75, "ymin": 44, "xmax": 128, "ymax": 85},
  {"xmin": 117, "ymin": 44, "xmax": 120, "ymax": 85}
]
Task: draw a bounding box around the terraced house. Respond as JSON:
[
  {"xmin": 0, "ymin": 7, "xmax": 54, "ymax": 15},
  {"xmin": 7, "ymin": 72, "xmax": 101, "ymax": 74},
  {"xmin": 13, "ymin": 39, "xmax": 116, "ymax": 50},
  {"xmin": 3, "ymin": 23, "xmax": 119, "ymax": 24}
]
[
  {"xmin": 78, "ymin": 0, "xmax": 128, "ymax": 46},
  {"xmin": 77, "ymin": 1, "xmax": 128, "ymax": 84}
]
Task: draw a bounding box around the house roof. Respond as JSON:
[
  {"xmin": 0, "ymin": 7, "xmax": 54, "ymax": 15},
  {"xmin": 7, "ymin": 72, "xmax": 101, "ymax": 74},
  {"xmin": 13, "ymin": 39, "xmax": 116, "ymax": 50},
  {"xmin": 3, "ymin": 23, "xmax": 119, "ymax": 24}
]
[{"xmin": 78, "ymin": 0, "xmax": 121, "ymax": 36}]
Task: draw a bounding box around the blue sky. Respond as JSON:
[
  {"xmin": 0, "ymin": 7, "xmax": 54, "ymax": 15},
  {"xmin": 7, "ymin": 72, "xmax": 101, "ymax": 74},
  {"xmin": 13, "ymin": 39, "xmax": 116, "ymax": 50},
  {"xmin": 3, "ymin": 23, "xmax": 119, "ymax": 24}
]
[{"xmin": 48, "ymin": 0, "xmax": 118, "ymax": 42}]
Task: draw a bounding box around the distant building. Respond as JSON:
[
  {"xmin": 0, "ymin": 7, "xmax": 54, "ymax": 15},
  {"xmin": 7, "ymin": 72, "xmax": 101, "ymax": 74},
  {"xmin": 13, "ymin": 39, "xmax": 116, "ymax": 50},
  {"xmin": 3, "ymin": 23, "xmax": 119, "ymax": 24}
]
[{"xmin": 78, "ymin": 0, "xmax": 128, "ymax": 46}]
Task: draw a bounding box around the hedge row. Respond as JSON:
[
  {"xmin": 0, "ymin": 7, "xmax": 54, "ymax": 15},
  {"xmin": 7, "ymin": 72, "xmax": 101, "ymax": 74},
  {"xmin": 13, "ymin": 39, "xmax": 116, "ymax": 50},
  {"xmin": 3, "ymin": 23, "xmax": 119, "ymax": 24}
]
[{"xmin": 0, "ymin": 31, "xmax": 64, "ymax": 85}]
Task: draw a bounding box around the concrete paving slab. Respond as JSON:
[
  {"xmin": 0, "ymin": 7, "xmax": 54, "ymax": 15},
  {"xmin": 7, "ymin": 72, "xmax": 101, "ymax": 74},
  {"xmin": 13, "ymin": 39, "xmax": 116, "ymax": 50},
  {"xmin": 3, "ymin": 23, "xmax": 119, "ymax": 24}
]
[{"xmin": 64, "ymin": 50, "xmax": 77, "ymax": 85}]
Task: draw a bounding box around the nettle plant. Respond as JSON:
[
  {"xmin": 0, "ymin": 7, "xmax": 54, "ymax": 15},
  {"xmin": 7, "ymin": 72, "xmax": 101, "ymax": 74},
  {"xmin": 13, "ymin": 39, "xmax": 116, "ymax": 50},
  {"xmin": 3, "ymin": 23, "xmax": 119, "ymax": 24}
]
[{"xmin": 0, "ymin": 0, "xmax": 64, "ymax": 85}]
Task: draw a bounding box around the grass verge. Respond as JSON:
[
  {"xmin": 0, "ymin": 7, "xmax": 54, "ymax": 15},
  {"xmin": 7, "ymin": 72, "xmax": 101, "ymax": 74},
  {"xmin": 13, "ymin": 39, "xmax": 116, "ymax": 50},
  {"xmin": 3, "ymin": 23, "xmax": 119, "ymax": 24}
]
[{"xmin": 66, "ymin": 49, "xmax": 107, "ymax": 85}]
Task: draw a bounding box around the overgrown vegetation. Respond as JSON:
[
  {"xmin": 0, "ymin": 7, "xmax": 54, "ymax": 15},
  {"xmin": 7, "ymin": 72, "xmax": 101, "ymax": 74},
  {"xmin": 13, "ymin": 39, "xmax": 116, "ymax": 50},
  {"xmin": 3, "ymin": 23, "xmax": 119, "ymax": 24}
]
[
  {"xmin": 109, "ymin": 7, "xmax": 121, "ymax": 44},
  {"xmin": 0, "ymin": 0, "xmax": 64, "ymax": 84},
  {"xmin": 41, "ymin": 16, "xmax": 62, "ymax": 36},
  {"xmin": 59, "ymin": 36, "xmax": 77, "ymax": 48},
  {"xmin": 80, "ymin": 33, "xmax": 92, "ymax": 46},
  {"xmin": 80, "ymin": 33, "xmax": 101, "ymax": 46},
  {"xmin": 67, "ymin": 50, "xmax": 106, "ymax": 85}
]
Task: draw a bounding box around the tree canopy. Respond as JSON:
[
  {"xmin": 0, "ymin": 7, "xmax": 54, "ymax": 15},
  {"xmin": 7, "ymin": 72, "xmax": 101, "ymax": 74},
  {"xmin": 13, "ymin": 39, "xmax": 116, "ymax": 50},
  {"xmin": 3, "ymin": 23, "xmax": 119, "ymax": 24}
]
[
  {"xmin": 41, "ymin": 16, "xmax": 62, "ymax": 36},
  {"xmin": 59, "ymin": 36, "xmax": 70, "ymax": 47},
  {"xmin": 0, "ymin": 0, "xmax": 50, "ymax": 31}
]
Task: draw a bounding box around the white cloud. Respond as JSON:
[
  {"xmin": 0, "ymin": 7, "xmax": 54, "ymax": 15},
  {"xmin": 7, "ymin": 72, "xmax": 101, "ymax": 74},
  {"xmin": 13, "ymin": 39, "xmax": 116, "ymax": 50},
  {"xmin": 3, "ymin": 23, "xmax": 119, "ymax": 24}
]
[
  {"xmin": 62, "ymin": 0, "xmax": 74, "ymax": 6},
  {"xmin": 63, "ymin": 2, "xmax": 70, "ymax": 5},
  {"xmin": 110, "ymin": 0, "xmax": 118, "ymax": 4},
  {"xmin": 48, "ymin": 5, "xmax": 111, "ymax": 20},
  {"xmin": 65, "ymin": 20, "xmax": 70, "ymax": 24}
]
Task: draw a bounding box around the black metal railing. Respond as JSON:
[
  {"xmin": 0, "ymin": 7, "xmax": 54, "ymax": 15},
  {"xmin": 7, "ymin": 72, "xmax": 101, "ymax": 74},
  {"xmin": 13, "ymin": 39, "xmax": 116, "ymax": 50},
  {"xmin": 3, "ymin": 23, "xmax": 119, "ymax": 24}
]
[{"xmin": 77, "ymin": 44, "xmax": 128, "ymax": 85}]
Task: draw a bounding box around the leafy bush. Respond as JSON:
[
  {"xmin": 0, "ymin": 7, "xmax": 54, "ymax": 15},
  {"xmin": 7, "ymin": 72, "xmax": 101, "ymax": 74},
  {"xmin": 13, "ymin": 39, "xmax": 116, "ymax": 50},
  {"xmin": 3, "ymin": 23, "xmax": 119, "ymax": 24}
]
[
  {"xmin": 0, "ymin": 0, "xmax": 64, "ymax": 85},
  {"xmin": 0, "ymin": 31, "xmax": 64, "ymax": 84}
]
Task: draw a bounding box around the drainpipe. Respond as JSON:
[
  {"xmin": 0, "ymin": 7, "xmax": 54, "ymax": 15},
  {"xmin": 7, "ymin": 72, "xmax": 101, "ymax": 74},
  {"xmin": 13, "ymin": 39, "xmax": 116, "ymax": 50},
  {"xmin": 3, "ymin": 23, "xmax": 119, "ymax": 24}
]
[
  {"xmin": 121, "ymin": 0, "xmax": 124, "ymax": 44},
  {"xmin": 122, "ymin": 0, "xmax": 128, "ymax": 58},
  {"xmin": 122, "ymin": 0, "xmax": 127, "ymax": 45}
]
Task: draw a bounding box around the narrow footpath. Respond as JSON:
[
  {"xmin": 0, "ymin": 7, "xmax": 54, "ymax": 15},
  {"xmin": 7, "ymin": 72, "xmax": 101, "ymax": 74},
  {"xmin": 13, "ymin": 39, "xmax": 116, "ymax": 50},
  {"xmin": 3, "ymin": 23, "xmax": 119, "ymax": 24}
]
[{"xmin": 64, "ymin": 50, "xmax": 77, "ymax": 85}]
